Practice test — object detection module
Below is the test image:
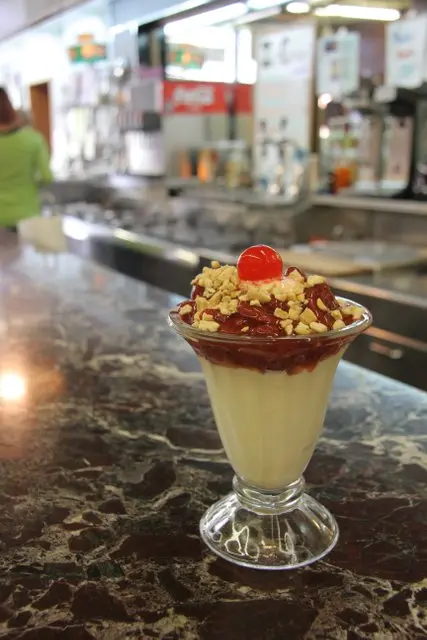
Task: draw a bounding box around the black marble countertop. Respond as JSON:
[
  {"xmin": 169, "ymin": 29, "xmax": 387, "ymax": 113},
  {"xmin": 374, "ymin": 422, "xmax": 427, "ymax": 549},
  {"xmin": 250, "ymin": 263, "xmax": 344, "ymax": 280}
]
[{"xmin": 0, "ymin": 236, "xmax": 427, "ymax": 640}]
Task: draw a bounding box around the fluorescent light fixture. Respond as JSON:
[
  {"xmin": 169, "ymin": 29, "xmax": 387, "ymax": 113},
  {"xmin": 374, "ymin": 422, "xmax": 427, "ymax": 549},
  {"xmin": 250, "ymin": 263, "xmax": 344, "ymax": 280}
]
[
  {"xmin": 234, "ymin": 6, "xmax": 281, "ymax": 24},
  {"xmin": 247, "ymin": 0, "xmax": 281, "ymax": 9},
  {"xmin": 287, "ymin": 1, "xmax": 310, "ymax": 14},
  {"xmin": 314, "ymin": 4, "xmax": 400, "ymax": 21},
  {"xmin": 164, "ymin": 3, "xmax": 247, "ymax": 34}
]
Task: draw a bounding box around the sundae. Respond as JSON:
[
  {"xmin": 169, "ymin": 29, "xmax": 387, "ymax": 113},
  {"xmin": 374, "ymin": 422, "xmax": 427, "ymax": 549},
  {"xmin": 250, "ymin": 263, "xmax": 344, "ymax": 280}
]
[{"xmin": 169, "ymin": 245, "xmax": 371, "ymax": 569}]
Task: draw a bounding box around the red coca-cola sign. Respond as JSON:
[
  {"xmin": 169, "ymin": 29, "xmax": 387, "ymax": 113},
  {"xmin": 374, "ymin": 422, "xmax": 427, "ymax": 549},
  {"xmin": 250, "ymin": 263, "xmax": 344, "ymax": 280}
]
[{"xmin": 163, "ymin": 81, "xmax": 252, "ymax": 114}]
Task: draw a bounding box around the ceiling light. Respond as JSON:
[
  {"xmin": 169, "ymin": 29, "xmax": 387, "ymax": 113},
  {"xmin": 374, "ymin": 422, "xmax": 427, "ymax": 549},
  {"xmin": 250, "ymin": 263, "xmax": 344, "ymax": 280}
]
[
  {"xmin": 164, "ymin": 3, "xmax": 247, "ymax": 35},
  {"xmin": 319, "ymin": 125, "xmax": 330, "ymax": 140},
  {"xmin": 314, "ymin": 4, "xmax": 400, "ymax": 21},
  {"xmin": 318, "ymin": 93, "xmax": 332, "ymax": 109},
  {"xmin": 247, "ymin": 0, "xmax": 281, "ymax": 9},
  {"xmin": 287, "ymin": 1, "xmax": 310, "ymax": 13}
]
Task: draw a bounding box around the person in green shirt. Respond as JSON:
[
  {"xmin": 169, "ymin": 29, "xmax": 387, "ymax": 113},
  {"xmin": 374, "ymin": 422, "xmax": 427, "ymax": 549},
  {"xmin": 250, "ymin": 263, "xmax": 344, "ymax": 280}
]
[{"xmin": 0, "ymin": 87, "xmax": 53, "ymax": 228}]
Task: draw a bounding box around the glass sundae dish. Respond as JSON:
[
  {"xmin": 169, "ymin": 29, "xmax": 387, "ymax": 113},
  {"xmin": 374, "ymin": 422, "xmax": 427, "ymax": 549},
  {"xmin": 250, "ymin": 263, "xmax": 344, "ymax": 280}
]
[{"xmin": 169, "ymin": 245, "xmax": 372, "ymax": 570}]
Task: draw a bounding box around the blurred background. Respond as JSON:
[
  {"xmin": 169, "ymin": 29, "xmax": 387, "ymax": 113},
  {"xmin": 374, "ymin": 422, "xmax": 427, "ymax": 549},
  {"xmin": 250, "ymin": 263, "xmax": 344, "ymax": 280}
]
[{"xmin": 1, "ymin": 0, "xmax": 427, "ymax": 390}]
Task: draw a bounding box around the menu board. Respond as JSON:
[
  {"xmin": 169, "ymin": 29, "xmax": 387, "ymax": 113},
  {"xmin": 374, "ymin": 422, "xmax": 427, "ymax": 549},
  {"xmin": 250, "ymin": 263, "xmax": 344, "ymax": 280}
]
[
  {"xmin": 257, "ymin": 25, "xmax": 314, "ymax": 81},
  {"xmin": 355, "ymin": 116, "xmax": 382, "ymax": 190},
  {"xmin": 254, "ymin": 23, "xmax": 316, "ymax": 184},
  {"xmin": 316, "ymin": 31, "xmax": 360, "ymax": 98},
  {"xmin": 381, "ymin": 116, "xmax": 413, "ymax": 189},
  {"xmin": 386, "ymin": 16, "xmax": 427, "ymax": 89}
]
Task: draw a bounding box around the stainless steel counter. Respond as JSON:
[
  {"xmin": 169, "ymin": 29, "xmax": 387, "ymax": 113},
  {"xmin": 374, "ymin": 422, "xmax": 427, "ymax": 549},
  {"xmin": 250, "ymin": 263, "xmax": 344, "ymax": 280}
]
[
  {"xmin": 312, "ymin": 194, "xmax": 427, "ymax": 217},
  {"xmin": 50, "ymin": 176, "xmax": 427, "ymax": 217}
]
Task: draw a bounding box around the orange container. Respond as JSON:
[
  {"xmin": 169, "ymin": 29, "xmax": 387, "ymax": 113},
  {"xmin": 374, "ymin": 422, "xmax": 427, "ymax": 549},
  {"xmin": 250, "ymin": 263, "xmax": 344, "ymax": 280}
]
[{"xmin": 334, "ymin": 165, "xmax": 352, "ymax": 191}]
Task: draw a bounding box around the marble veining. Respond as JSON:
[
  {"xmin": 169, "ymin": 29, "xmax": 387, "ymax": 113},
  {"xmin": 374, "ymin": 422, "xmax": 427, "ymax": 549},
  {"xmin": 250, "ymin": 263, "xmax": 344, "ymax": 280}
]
[{"xmin": 0, "ymin": 240, "xmax": 425, "ymax": 639}]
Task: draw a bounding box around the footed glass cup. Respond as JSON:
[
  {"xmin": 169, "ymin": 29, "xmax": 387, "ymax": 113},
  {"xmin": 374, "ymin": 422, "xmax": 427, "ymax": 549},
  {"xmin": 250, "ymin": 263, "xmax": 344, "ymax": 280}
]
[{"xmin": 169, "ymin": 298, "xmax": 372, "ymax": 570}]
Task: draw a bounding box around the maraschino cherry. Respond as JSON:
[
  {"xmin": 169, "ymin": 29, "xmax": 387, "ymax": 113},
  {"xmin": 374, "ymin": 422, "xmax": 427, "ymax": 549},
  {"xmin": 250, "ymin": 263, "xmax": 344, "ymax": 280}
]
[{"xmin": 237, "ymin": 245, "xmax": 283, "ymax": 282}]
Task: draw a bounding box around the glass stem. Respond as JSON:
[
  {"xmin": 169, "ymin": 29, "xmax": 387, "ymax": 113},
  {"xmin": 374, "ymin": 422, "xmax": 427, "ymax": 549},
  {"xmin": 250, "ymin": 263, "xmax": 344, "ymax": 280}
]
[{"xmin": 233, "ymin": 475, "xmax": 305, "ymax": 516}]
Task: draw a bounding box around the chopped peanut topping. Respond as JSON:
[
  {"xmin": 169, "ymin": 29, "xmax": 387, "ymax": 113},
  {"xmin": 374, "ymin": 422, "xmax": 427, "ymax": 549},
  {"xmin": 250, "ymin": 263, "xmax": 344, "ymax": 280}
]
[
  {"xmin": 295, "ymin": 322, "xmax": 311, "ymax": 335},
  {"xmin": 316, "ymin": 298, "xmax": 327, "ymax": 311},
  {"xmin": 310, "ymin": 321, "xmax": 328, "ymax": 333},
  {"xmin": 300, "ymin": 308, "xmax": 317, "ymax": 325},
  {"xmin": 288, "ymin": 270, "xmax": 304, "ymax": 282},
  {"xmin": 196, "ymin": 297, "xmax": 210, "ymax": 313},
  {"xmin": 280, "ymin": 318, "xmax": 292, "ymax": 328},
  {"xmin": 289, "ymin": 306, "xmax": 302, "ymax": 321},
  {"xmin": 333, "ymin": 319, "xmax": 345, "ymax": 331},
  {"xmin": 209, "ymin": 291, "xmax": 222, "ymax": 306},
  {"xmin": 185, "ymin": 260, "xmax": 365, "ymax": 336},
  {"xmin": 282, "ymin": 322, "xmax": 293, "ymax": 335},
  {"xmin": 179, "ymin": 304, "xmax": 193, "ymax": 316},
  {"xmin": 244, "ymin": 285, "xmax": 271, "ymax": 304},
  {"xmin": 220, "ymin": 299, "xmax": 238, "ymax": 315},
  {"xmin": 340, "ymin": 304, "xmax": 361, "ymax": 317},
  {"xmin": 307, "ymin": 274, "xmax": 325, "ymax": 286},
  {"xmin": 340, "ymin": 306, "xmax": 353, "ymax": 316},
  {"xmin": 274, "ymin": 308, "xmax": 289, "ymax": 320},
  {"xmin": 195, "ymin": 319, "xmax": 220, "ymax": 332}
]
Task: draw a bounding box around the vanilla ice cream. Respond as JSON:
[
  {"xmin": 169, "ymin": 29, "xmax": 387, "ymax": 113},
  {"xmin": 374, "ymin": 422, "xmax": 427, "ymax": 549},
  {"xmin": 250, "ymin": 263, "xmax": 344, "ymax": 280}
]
[{"xmin": 200, "ymin": 351, "xmax": 342, "ymax": 490}]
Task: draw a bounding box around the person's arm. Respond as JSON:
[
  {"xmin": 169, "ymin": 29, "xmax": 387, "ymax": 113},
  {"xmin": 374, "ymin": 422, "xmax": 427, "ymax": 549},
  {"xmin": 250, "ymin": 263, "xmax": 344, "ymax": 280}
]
[{"xmin": 36, "ymin": 135, "xmax": 53, "ymax": 184}]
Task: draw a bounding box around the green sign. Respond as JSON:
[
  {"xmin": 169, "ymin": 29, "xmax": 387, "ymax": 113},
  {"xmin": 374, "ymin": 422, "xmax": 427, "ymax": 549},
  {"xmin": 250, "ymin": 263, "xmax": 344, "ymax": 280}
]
[{"xmin": 68, "ymin": 43, "xmax": 107, "ymax": 63}]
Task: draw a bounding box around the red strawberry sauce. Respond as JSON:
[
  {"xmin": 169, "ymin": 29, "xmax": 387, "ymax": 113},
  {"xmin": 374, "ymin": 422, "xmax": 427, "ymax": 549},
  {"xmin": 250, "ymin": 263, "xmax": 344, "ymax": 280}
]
[{"xmin": 177, "ymin": 278, "xmax": 360, "ymax": 374}]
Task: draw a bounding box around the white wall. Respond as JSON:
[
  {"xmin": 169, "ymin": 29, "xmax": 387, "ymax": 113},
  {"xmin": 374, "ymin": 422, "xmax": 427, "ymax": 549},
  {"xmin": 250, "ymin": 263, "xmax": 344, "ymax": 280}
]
[
  {"xmin": 0, "ymin": 0, "xmax": 89, "ymax": 42},
  {"xmin": 0, "ymin": 4, "xmax": 110, "ymax": 174},
  {"xmin": 110, "ymin": 0, "xmax": 213, "ymax": 26},
  {"xmin": 0, "ymin": 0, "xmax": 26, "ymax": 41},
  {"xmin": 25, "ymin": 0, "xmax": 89, "ymax": 24},
  {"xmin": 0, "ymin": 0, "xmax": 210, "ymax": 43}
]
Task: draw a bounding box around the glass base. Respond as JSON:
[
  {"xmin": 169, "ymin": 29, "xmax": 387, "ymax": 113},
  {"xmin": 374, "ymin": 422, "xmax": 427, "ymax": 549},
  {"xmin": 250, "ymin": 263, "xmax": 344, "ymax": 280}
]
[{"xmin": 200, "ymin": 476, "xmax": 338, "ymax": 570}]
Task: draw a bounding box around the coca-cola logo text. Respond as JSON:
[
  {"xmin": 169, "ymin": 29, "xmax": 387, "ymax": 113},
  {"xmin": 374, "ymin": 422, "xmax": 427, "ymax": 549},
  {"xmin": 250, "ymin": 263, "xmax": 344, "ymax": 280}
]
[{"xmin": 172, "ymin": 85, "xmax": 214, "ymax": 107}]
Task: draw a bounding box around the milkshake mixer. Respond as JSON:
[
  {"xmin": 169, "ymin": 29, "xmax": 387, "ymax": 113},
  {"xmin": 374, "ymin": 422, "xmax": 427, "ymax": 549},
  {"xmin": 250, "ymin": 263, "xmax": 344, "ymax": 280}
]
[{"xmin": 257, "ymin": 118, "xmax": 307, "ymax": 201}]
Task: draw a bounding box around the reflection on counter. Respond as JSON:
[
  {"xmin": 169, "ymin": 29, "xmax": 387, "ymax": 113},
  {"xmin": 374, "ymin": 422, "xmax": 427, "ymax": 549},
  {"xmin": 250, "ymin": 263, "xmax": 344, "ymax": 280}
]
[{"xmin": 0, "ymin": 372, "xmax": 27, "ymax": 403}]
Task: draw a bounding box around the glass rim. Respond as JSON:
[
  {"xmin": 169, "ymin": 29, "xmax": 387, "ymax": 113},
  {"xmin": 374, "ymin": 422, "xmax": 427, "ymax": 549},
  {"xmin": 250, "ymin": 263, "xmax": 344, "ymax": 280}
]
[{"xmin": 168, "ymin": 296, "xmax": 373, "ymax": 344}]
